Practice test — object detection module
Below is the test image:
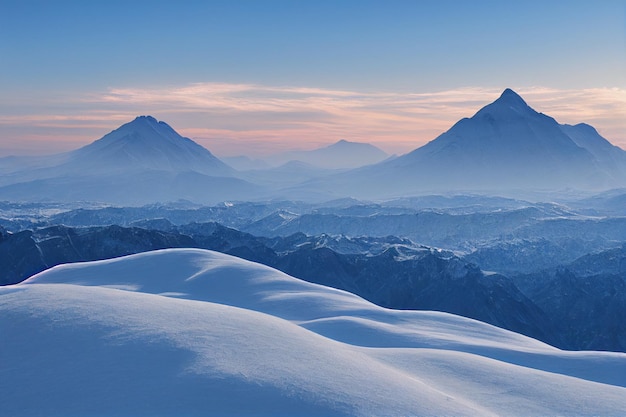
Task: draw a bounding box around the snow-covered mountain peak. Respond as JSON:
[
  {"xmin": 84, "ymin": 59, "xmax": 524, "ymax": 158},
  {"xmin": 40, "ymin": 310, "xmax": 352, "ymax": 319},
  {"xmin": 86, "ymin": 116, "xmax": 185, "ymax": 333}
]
[
  {"xmin": 67, "ymin": 115, "xmax": 233, "ymax": 176},
  {"xmin": 417, "ymin": 88, "xmax": 576, "ymax": 155},
  {"xmin": 96, "ymin": 115, "xmax": 188, "ymax": 147},
  {"xmin": 129, "ymin": 115, "xmax": 180, "ymax": 138},
  {"xmin": 495, "ymin": 88, "xmax": 528, "ymax": 108},
  {"xmin": 572, "ymin": 122, "xmax": 594, "ymax": 130},
  {"xmin": 499, "ymin": 87, "xmax": 526, "ymax": 102},
  {"xmin": 133, "ymin": 115, "xmax": 157, "ymax": 123},
  {"xmin": 474, "ymin": 88, "xmax": 536, "ymax": 119}
]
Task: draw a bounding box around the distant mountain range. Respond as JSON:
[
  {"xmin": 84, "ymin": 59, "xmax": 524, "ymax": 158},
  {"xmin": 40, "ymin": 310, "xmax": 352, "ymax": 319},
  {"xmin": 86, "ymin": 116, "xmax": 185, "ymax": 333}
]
[
  {"xmin": 1, "ymin": 89, "xmax": 625, "ymax": 204},
  {"xmin": 260, "ymin": 139, "xmax": 390, "ymax": 169},
  {"xmin": 223, "ymin": 139, "xmax": 390, "ymax": 171},
  {"xmin": 3, "ymin": 216, "xmax": 626, "ymax": 352}
]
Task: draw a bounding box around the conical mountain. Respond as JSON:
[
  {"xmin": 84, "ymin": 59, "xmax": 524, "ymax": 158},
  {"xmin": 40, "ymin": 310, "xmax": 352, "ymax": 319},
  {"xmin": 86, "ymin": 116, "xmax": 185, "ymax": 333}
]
[
  {"xmin": 68, "ymin": 115, "xmax": 233, "ymax": 176},
  {"xmin": 391, "ymin": 88, "xmax": 602, "ymax": 187},
  {"xmin": 0, "ymin": 116, "xmax": 261, "ymax": 204},
  {"xmin": 302, "ymin": 89, "xmax": 625, "ymax": 200}
]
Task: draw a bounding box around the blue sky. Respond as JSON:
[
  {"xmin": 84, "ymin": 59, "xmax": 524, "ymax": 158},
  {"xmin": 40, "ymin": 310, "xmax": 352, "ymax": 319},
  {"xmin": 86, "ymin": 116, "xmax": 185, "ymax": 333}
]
[{"xmin": 0, "ymin": 0, "xmax": 624, "ymax": 156}]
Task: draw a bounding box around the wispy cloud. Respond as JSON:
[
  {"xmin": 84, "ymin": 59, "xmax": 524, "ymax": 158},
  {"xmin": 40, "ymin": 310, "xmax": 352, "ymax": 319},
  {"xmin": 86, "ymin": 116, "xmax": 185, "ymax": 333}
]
[{"xmin": 0, "ymin": 83, "xmax": 624, "ymax": 156}]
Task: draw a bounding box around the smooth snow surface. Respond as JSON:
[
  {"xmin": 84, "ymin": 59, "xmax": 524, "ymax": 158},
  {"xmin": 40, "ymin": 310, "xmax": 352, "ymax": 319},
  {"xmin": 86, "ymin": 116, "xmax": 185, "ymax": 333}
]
[{"xmin": 3, "ymin": 249, "xmax": 626, "ymax": 416}]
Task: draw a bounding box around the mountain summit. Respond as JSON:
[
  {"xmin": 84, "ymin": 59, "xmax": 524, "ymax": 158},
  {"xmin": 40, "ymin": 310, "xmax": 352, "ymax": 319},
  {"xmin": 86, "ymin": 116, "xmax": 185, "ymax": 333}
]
[
  {"xmin": 489, "ymin": 88, "xmax": 531, "ymax": 110},
  {"xmin": 69, "ymin": 116, "xmax": 232, "ymax": 176},
  {"xmin": 470, "ymin": 88, "xmax": 534, "ymax": 118}
]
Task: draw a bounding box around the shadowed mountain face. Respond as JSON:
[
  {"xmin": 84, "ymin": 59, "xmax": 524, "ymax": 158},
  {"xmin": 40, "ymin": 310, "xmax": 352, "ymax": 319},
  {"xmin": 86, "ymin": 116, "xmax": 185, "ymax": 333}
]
[
  {"xmin": 0, "ymin": 224, "xmax": 197, "ymax": 285},
  {"xmin": 512, "ymin": 245, "xmax": 626, "ymax": 352},
  {"xmin": 300, "ymin": 89, "xmax": 626, "ymax": 200}
]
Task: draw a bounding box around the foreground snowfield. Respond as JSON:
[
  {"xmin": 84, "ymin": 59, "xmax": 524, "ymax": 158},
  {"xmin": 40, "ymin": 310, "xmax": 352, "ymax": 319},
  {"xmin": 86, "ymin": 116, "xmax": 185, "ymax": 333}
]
[{"xmin": 2, "ymin": 249, "xmax": 625, "ymax": 416}]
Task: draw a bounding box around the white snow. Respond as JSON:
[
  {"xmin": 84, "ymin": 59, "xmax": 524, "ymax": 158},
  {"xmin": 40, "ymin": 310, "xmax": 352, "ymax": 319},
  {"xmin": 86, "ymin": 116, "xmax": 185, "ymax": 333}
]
[{"xmin": 2, "ymin": 248, "xmax": 626, "ymax": 416}]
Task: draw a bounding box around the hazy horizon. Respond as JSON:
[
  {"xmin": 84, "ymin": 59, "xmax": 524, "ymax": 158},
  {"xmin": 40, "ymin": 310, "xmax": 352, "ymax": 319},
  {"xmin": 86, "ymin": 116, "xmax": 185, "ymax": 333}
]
[{"xmin": 1, "ymin": 1, "xmax": 624, "ymax": 157}]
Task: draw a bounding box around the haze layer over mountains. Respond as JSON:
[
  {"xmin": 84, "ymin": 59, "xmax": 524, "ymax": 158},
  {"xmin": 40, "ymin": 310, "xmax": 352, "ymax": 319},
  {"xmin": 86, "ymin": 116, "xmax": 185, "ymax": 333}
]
[{"xmin": 1, "ymin": 89, "xmax": 625, "ymax": 204}]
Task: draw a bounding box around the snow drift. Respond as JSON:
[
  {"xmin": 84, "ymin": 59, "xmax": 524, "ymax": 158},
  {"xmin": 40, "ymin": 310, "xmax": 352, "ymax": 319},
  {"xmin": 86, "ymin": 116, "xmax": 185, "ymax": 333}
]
[{"xmin": 2, "ymin": 248, "xmax": 626, "ymax": 416}]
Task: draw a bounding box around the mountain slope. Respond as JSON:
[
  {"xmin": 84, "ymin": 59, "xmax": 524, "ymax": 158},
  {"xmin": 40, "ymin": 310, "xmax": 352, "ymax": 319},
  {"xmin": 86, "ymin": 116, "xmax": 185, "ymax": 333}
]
[
  {"xmin": 2, "ymin": 249, "xmax": 625, "ymax": 416},
  {"xmin": 560, "ymin": 123, "xmax": 626, "ymax": 178},
  {"xmin": 511, "ymin": 245, "xmax": 626, "ymax": 352}
]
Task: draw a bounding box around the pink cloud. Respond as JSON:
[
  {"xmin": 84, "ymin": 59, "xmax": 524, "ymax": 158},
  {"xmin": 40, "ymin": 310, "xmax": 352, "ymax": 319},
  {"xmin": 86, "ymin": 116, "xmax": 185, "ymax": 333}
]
[{"xmin": 0, "ymin": 83, "xmax": 624, "ymax": 156}]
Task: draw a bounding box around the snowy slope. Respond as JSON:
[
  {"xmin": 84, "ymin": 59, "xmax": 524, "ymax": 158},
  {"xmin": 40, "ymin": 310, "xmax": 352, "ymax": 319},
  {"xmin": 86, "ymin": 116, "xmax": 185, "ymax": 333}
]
[
  {"xmin": 561, "ymin": 122, "xmax": 626, "ymax": 178},
  {"xmin": 3, "ymin": 249, "xmax": 626, "ymax": 416}
]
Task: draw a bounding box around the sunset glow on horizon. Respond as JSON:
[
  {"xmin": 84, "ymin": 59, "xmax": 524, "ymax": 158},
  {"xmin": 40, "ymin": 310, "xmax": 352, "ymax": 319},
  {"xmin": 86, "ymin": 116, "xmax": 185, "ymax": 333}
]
[
  {"xmin": 1, "ymin": 1, "xmax": 624, "ymax": 157},
  {"xmin": 1, "ymin": 83, "xmax": 624, "ymax": 157}
]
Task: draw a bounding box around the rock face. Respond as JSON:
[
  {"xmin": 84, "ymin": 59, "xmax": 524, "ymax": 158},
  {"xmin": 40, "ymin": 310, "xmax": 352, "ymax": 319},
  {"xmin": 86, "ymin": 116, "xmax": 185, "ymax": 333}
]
[
  {"xmin": 0, "ymin": 229, "xmax": 43, "ymax": 286},
  {"xmin": 515, "ymin": 249, "xmax": 626, "ymax": 352},
  {"xmin": 0, "ymin": 225, "xmax": 195, "ymax": 285}
]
